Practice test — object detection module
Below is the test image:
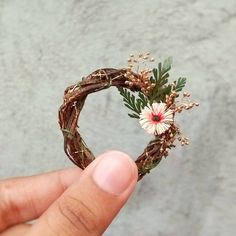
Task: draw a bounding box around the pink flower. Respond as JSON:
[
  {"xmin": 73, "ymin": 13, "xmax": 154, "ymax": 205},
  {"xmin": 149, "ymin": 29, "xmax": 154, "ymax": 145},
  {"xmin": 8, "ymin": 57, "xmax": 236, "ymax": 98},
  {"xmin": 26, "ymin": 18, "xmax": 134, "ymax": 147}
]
[{"xmin": 139, "ymin": 103, "xmax": 174, "ymax": 135}]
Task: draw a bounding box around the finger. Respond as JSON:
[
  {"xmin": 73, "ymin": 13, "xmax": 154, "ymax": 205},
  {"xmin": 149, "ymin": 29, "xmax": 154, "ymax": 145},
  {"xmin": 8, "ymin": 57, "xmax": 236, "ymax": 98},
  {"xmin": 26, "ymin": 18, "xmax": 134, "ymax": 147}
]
[
  {"xmin": 0, "ymin": 167, "xmax": 82, "ymax": 231},
  {"xmin": 28, "ymin": 151, "xmax": 138, "ymax": 236},
  {"xmin": 0, "ymin": 224, "xmax": 31, "ymax": 236}
]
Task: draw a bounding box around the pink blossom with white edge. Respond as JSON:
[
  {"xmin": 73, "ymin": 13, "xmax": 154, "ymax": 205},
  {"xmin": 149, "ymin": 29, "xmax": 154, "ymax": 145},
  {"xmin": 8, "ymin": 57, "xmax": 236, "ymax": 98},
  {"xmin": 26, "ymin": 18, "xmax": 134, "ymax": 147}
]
[{"xmin": 139, "ymin": 102, "xmax": 174, "ymax": 135}]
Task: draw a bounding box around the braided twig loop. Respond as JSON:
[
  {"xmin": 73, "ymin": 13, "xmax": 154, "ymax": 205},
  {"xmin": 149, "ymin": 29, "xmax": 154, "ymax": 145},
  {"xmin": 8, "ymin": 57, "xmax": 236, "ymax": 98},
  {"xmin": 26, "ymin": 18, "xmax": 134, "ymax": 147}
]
[{"xmin": 58, "ymin": 68, "xmax": 164, "ymax": 181}]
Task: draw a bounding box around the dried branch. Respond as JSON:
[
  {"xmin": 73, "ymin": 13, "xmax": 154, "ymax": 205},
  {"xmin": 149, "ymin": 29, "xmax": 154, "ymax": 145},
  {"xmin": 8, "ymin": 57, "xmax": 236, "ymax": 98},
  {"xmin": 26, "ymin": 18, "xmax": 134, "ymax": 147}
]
[{"xmin": 58, "ymin": 68, "xmax": 165, "ymax": 180}]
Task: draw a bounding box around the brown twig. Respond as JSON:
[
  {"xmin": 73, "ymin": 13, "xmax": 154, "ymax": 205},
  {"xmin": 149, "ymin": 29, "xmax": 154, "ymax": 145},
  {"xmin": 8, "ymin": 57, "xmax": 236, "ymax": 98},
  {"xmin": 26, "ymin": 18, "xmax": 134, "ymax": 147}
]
[{"xmin": 58, "ymin": 68, "xmax": 165, "ymax": 181}]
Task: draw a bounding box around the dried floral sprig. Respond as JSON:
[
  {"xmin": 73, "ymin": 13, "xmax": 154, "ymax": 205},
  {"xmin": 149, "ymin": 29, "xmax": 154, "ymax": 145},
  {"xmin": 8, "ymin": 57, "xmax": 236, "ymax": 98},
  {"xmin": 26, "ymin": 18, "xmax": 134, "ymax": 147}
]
[
  {"xmin": 58, "ymin": 53, "xmax": 198, "ymax": 181},
  {"xmin": 117, "ymin": 54, "xmax": 199, "ymax": 173}
]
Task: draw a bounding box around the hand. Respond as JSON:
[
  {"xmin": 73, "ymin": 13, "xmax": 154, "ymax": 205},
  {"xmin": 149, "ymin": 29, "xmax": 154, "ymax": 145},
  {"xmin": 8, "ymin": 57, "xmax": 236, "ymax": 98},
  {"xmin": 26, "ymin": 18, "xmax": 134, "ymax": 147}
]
[{"xmin": 0, "ymin": 151, "xmax": 138, "ymax": 236}]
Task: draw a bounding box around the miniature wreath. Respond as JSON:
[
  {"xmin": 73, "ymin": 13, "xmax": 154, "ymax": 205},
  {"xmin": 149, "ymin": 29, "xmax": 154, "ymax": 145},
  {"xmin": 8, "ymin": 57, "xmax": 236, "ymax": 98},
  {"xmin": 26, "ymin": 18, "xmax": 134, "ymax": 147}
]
[{"xmin": 58, "ymin": 53, "xmax": 198, "ymax": 181}]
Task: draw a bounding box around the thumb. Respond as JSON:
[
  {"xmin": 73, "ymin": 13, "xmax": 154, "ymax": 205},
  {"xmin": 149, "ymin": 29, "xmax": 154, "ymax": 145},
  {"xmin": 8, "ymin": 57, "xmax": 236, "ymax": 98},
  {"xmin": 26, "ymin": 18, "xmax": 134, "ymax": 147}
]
[{"xmin": 29, "ymin": 151, "xmax": 138, "ymax": 236}]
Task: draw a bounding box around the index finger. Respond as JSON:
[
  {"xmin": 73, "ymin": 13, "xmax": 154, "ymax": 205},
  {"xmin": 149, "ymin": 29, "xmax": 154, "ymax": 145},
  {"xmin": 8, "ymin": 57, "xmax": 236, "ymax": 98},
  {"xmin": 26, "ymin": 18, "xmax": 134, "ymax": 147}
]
[{"xmin": 0, "ymin": 167, "xmax": 82, "ymax": 232}]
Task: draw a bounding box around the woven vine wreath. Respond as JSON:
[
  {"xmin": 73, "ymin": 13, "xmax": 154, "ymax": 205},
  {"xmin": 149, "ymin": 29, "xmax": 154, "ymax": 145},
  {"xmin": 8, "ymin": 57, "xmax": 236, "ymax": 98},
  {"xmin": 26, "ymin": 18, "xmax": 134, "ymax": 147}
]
[{"xmin": 58, "ymin": 53, "xmax": 198, "ymax": 181}]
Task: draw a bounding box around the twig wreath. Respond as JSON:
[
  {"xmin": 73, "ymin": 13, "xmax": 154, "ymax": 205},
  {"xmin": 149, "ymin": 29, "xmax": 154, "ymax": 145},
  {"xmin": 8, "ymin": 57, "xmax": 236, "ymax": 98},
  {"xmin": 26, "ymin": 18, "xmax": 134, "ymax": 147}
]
[{"xmin": 59, "ymin": 53, "xmax": 198, "ymax": 181}]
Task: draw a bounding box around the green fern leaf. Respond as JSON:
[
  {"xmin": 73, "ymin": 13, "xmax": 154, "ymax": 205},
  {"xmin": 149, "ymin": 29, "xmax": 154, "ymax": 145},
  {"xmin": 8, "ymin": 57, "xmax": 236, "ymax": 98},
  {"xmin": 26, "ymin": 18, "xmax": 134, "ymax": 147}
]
[
  {"xmin": 128, "ymin": 113, "xmax": 140, "ymax": 119},
  {"xmin": 148, "ymin": 57, "xmax": 173, "ymax": 103},
  {"xmin": 118, "ymin": 87, "xmax": 148, "ymax": 119},
  {"xmin": 175, "ymin": 77, "xmax": 187, "ymax": 92},
  {"xmin": 162, "ymin": 57, "xmax": 173, "ymax": 74}
]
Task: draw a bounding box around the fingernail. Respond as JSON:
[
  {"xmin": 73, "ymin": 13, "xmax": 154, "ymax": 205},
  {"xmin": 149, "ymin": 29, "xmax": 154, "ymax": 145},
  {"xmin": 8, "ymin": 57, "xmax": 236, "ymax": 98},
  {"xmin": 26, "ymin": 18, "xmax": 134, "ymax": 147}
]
[{"xmin": 92, "ymin": 151, "xmax": 134, "ymax": 195}]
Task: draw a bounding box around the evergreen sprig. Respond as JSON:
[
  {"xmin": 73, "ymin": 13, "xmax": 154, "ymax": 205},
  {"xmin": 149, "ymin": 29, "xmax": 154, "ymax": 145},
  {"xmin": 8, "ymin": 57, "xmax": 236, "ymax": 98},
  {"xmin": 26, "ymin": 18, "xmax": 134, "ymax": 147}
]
[
  {"xmin": 118, "ymin": 57, "xmax": 187, "ymax": 119},
  {"xmin": 148, "ymin": 57, "xmax": 173, "ymax": 103},
  {"xmin": 174, "ymin": 77, "xmax": 187, "ymax": 92},
  {"xmin": 118, "ymin": 87, "xmax": 148, "ymax": 119}
]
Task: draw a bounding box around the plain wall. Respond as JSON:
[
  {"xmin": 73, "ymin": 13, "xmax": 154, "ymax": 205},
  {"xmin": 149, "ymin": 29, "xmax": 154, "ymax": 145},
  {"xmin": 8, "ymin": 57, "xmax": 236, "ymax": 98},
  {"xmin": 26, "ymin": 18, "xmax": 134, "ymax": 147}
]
[{"xmin": 0, "ymin": 1, "xmax": 235, "ymax": 235}]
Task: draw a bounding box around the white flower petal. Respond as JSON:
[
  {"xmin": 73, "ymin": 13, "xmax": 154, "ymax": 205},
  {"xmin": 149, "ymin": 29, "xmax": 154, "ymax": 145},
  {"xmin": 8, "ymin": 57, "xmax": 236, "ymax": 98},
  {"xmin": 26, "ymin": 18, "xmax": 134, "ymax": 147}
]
[
  {"xmin": 139, "ymin": 102, "xmax": 174, "ymax": 135},
  {"xmin": 152, "ymin": 103, "xmax": 161, "ymax": 114},
  {"xmin": 164, "ymin": 109, "xmax": 174, "ymax": 117},
  {"xmin": 140, "ymin": 120, "xmax": 151, "ymax": 129},
  {"xmin": 158, "ymin": 102, "xmax": 166, "ymax": 114},
  {"xmin": 140, "ymin": 113, "xmax": 149, "ymax": 119},
  {"xmin": 155, "ymin": 125, "xmax": 162, "ymax": 135},
  {"xmin": 147, "ymin": 124, "xmax": 156, "ymax": 134},
  {"xmin": 143, "ymin": 107, "xmax": 151, "ymax": 114}
]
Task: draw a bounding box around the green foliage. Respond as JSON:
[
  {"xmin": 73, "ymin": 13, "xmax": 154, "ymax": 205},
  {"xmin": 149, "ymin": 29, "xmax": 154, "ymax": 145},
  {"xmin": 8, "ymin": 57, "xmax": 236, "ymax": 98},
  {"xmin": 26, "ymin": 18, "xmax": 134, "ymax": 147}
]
[
  {"xmin": 174, "ymin": 77, "xmax": 187, "ymax": 92},
  {"xmin": 148, "ymin": 57, "xmax": 173, "ymax": 103},
  {"xmin": 118, "ymin": 87, "xmax": 148, "ymax": 119},
  {"xmin": 139, "ymin": 158, "xmax": 162, "ymax": 175},
  {"xmin": 118, "ymin": 57, "xmax": 187, "ymax": 119}
]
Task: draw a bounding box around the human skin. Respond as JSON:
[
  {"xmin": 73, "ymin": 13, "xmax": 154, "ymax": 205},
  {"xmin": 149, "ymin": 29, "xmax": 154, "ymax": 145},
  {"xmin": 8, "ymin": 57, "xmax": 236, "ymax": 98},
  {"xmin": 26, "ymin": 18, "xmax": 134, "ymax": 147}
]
[{"xmin": 0, "ymin": 151, "xmax": 138, "ymax": 236}]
